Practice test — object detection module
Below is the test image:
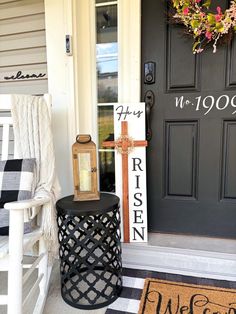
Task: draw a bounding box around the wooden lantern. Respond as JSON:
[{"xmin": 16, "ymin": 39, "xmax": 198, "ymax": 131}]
[{"xmin": 72, "ymin": 134, "xmax": 100, "ymax": 201}]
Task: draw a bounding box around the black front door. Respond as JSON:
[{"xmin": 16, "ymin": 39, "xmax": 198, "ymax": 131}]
[{"xmin": 142, "ymin": 0, "xmax": 236, "ymax": 238}]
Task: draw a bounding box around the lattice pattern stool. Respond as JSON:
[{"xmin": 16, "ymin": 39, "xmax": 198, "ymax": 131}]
[{"xmin": 56, "ymin": 193, "xmax": 122, "ymax": 310}]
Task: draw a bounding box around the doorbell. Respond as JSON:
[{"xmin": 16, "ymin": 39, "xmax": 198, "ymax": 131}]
[
  {"xmin": 65, "ymin": 35, "xmax": 72, "ymax": 56},
  {"xmin": 144, "ymin": 62, "xmax": 156, "ymax": 84}
]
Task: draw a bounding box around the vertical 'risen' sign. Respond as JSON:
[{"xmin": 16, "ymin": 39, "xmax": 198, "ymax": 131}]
[{"xmin": 114, "ymin": 103, "xmax": 148, "ymax": 243}]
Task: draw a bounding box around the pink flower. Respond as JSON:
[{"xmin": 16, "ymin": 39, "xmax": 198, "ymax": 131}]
[
  {"xmin": 195, "ymin": 0, "xmax": 201, "ymax": 3},
  {"xmin": 205, "ymin": 31, "xmax": 212, "ymax": 40},
  {"xmin": 217, "ymin": 6, "xmax": 222, "ymax": 15},
  {"xmin": 183, "ymin": 7, "xmax": 189, "ymax": 15},
  {"xmin": 215, "ymin": 6, "xmax": 222, "ymax": 22}
]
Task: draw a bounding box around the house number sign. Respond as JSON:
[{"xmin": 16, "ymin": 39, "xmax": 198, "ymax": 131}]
[
  {"xmin": 113, "ymin": 103, "xmax": 148, "ymax": 243},
  {"xmin": 176, "ymin": 95, "xmax": 236, "ymax": 115}
]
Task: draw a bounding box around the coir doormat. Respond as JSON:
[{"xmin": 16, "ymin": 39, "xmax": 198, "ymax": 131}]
[{"xmin": 138, "ymin": 278, "xmax": 236, "ymax": 314}]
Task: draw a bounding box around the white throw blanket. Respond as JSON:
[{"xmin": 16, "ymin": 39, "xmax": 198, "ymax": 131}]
[{"xmin": 11, "ymin": 94, "xmax": 61, "ymax": 254}]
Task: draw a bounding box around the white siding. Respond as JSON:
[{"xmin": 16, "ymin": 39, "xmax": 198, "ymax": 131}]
[{"xmin": 0, "ymin": 0, "xmax": 48, "ymax": 94}]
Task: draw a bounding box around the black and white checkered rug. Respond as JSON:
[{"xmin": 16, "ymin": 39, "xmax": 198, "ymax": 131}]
[{"xmin": 105, "ymin": 268, "xmax": 236, "ymax": 314}]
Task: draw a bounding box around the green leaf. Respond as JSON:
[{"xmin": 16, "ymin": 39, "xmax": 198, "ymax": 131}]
[
  {"xmin": 203, "ymin": 0, "xmax": 211, "ymax": 8},
  {"xmin": 207, "ymin": 14, "xmax": 216, "ymax": 25},
  {"xmin": 190, "ymin": 19, "xmax": 200, "ymax": 29},
  {"xmin": 216, "ymin": 22, "xmax": 224, "ymax": 33},
  {"xmin": 193, "ymin": 40, "xmax": 200, "ymax": 51},
  {"xmin": 173, "ymin": 0, "xmax": 180, "ymax": 8}
]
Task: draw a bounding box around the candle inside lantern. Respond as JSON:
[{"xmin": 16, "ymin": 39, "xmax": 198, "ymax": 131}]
[{"xmin": 78, "ymin": 153, "xmax": 91, "ymax": 191}]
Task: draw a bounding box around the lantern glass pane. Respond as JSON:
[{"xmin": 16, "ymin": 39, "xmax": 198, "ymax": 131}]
[{"xmin": 78, "ymin": 153, "xmax": 92, "ymax": 192}]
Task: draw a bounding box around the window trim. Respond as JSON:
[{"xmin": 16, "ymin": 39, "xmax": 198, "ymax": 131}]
[{"xmin": 71, "ymin": 0, "xmax": 141, "ymax": 138}]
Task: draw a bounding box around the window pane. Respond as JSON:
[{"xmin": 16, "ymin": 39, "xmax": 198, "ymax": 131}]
[
  {"xmin": 99, "ymin": 151, "xmax": 115, "ymax": 192},
  {"xmin": 96, "ymin": 4, "xmax": 118, "ymax": 103},
  {"xmin": 98, "ymin": 106, "xmax": 114, "ymax": 148},
  {"xmin": 96, "ymin": 5, "xmax": 117, "ymax": 43},
  {"xmin": 97, "ymin": 44, "xmax": 118, "ymax": 103}
]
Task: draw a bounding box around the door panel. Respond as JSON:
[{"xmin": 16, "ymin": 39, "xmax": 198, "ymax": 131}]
[
  {"xmin": 167, "ymin": 27, "xmax": 200, "ymax": 91},
  {"xmin": 221, "ymin": 121, "xmax": 236, "ymax": 199},
  {"xmin": 142, "ymin": 0, "xmax": 236, "ymax": 238},
  {"xmin": 165, "ymin": 121, "xmax": 198, "ymax": 199},
  {"xmin": 226, "ymin": 39, "xmax": 236, "ymax": 88}
]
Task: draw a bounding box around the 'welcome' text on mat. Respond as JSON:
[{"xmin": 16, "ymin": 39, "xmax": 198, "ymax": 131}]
[{"xmin": 139, "ymin": 278, "xmax": 236, "ymax": 314}]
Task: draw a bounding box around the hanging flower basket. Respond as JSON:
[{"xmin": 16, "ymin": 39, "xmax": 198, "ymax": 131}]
[{"xmin": 170, "ymin": 0, "xmax": 236, "ymax": 53}]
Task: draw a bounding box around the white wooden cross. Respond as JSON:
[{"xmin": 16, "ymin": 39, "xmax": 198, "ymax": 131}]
[{"xmin": 104, "ymin": 103, "xmax": 148, "ymax": 243}]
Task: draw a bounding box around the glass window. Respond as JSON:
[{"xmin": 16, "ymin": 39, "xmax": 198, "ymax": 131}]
[
  {"xmin": 98, "ymin": 105, "xmax": 114, "ymax": 148},
  {"xmin": 97, "ymin": 44, "xmax": 118, "ymax": 103},
  {"xmin": 99, "ymin": 151, "xmax": 115, "ymax": 192},
  {"xmin": 96, "ymin": 5, "xmax": 117, "ymax": 39},
  {"xmin": 96, "ymin": 0, "xmax": 117, "ymax": 192},
  {"xmin": 96, "ymin": 4, "xmax": 118, "ymax": 103}
]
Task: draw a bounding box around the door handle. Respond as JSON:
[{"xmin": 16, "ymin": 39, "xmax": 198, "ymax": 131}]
[{"xmin": 144, "ymin": 90, "xmax": 155, "ymax": 141}]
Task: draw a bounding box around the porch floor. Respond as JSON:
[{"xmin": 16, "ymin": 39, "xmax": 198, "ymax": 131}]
[
  {"xmin": 44, "ymin": 260, "xmax": 107, "ymax": 314},
  {"xmin": 1, "ymin": 233, "xmax": 236, "ymax": 313},
  {"xmin": 44, "ymin": 233, "xmax": 236, "ymax": 313}
]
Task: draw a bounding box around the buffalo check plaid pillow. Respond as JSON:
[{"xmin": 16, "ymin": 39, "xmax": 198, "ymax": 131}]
[{"xmin": 0, "ymin": 159, "xmax": 36, "ymax": 235}]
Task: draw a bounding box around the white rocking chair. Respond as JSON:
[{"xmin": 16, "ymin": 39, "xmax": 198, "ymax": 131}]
[{"xmin": 0, "ymin": 94, "xmax": 53, "ymax": 314}]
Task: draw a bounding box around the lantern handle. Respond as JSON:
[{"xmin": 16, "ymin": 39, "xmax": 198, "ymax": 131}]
[{"xmin": 76, "ymin": 134, "xmax": 92, "ymax": 144}]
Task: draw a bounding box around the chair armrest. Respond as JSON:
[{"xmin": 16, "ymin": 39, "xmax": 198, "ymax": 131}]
[{"xmin": 4, "ymin": 197, "xmax": 50, "ymax": 211}]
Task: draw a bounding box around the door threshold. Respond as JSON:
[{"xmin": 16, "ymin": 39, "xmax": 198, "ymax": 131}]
[
  {"xmin": 121, "ymin": 233, "xmax": 236, "ymax": 281},
  {"xmin": 148, "ymin": 232, "xmax": 236, "ymax": 254}
]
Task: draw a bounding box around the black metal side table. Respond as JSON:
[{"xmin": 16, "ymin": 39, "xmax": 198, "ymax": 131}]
[{"xmin": 56, "ymin": 193, "xmax": 122, "ymax": 310}]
